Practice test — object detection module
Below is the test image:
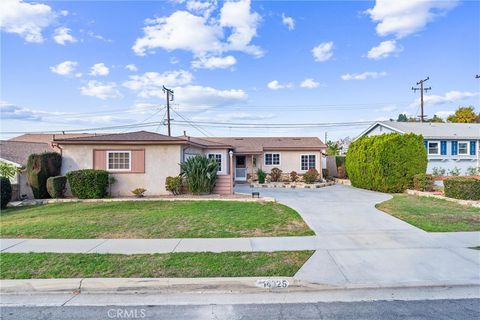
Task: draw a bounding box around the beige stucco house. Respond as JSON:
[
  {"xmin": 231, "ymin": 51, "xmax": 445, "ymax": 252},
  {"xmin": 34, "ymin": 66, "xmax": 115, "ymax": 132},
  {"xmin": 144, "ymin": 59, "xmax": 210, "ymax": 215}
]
[{"xmin": 52, "ymin": 131, "xmax": 327, "ymax": 196}]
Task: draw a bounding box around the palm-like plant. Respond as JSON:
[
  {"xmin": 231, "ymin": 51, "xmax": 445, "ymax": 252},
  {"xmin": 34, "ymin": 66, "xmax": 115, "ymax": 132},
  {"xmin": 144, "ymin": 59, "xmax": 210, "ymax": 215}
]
[{"xmin": 180, "ymin": 155, "xmax": 218, "ymax": 194}]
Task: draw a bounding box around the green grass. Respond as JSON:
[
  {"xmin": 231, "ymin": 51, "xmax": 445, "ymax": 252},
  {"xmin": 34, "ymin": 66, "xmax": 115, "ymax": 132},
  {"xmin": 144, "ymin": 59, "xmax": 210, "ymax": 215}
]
[
  {"xmin": 0, "ymin": 251, "xmax": 314, "ymax": 279},
  {"xmin": 0, "ymin": 201, "xmax": 314, "ymax": 238},
  {"xmin": 376, "ymin": 194, "xmax": 480, "ymax": 232}
]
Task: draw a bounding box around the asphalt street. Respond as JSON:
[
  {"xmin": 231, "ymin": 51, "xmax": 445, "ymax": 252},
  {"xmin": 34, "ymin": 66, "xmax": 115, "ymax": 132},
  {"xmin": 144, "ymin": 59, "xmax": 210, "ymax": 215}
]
[{"xmin": 2, "ymin": 299, "xmax": 479, "ymax": 320}]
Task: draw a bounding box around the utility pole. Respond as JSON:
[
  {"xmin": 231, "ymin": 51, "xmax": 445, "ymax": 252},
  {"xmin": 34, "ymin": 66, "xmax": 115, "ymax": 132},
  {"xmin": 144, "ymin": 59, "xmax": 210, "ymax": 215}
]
[
  {"xmin": 163, "ymin": 86, "xmax": 174, "ymax": 136},
  {"xmin": 412, "ymin": 77, "xmax": 431, "ymax": 122}
]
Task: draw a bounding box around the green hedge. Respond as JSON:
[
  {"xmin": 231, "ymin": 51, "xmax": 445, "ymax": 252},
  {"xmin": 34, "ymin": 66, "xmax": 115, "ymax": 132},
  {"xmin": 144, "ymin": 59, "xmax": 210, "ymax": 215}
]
[
  {"xmin": 165, "ymin": 176, "xmax": 183, "ymax": 195},
  {"xmin": 335, "ymin": 156, "xmax": 346, "ymax": 168},
  {"xmin": 27, "ymin": 152, "xmax": 62, "ymax": 199},
  {"xmin": 46, "ymin": 176, "xmax": 67, "ymax": 198},
  {"xmin": 66, "ymin": 169, "xmax": 109, "ymax": 199},
  {"xmin": 1, "ymin": 177, "xmax": 12, "ymax": 209},
  {"xmin": 413, "ymin": 173, "xmax": 434, "ymax": 192},
  {"xmin": 444, "ymin": 178, "xmax": 480, "ymax": 200},
  {"xmin": 346, "ymin": 133, "xmax": 427, "ymax": 193}
]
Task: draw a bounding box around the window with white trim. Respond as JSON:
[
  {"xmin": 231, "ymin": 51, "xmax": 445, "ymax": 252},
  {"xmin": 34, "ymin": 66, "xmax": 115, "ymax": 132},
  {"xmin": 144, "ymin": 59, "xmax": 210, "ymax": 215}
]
[
  {"xmin": 208, "ymin": 153, "xmax": 222, "ymax": 172},
  {"xmin": 264, "ymin": 153, "xmax": 280, "ymax": 166},
  {"xmin": 428, "ymin": 142, "xmax": 440, "ymax": 155},
  {"xmin": 301, "ymin": 155, "xmax": 316, "ymax": 171},
  {"xmin": 458, "ymin": 142, "xmax": 469, "ymax": 155},
  {"xmin": 107, "ymin": 151, "xmax": 131, "ymax": 171}
]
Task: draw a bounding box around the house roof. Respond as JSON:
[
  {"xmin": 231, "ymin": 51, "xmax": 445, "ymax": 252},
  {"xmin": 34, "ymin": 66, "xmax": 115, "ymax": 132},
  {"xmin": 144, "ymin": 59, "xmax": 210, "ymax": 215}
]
[
  {"xmin": 0, "ymin": 141, "xmax": 53, "ymax": 166},
  {"xmin": 53, "ymin": 131, "xmax": 189, "ymax": 145},
  {"xmin": 199, "ymin": 137, "xmax": 326, "ymax": 153},
  {"xmin": 9, "ymin": 133, "xmax": 96, "ymax": 144},
  {"xmin": 359, "ymin": 121, "xmax": 480, "ymax": 140}
]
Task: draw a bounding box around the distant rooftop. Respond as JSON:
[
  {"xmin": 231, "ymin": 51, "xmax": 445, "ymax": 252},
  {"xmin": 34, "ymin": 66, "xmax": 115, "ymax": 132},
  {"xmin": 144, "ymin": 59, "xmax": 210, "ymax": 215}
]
[
  {"xmin": 0, "ymin": 141, "xmax": 53, "ymax": 166},
  {"xmin": 375, "ymin": 121, "xmax": 480, "ymax": 139}
]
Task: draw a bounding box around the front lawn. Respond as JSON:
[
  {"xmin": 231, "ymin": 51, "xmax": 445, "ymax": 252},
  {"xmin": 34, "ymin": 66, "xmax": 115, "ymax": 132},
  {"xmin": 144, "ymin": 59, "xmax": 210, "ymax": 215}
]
[
  {"xmin": 0, "ymin": 251, "xmax": 314, "ymax": 279},
  {"xmin": 376, "ymin": 194, "xmax": 480, "ymax": 232},
  {"xmin": 0, "ymin": 201, "xmax": 314, "ymax": 238}
]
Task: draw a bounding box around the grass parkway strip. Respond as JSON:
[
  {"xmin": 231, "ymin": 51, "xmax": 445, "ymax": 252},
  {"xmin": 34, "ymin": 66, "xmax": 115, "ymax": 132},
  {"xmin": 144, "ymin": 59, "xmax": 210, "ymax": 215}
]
[
  {"xmin": 0, "ymin": 200, "xmax": 314, "ymax": 239},
  {"xmin": 0, "ymin": 251, "xmax": 314, "ymax": 279},
  {"xmin": 376, "ymin": 194, "xmax": 480, "ymax": 232}
]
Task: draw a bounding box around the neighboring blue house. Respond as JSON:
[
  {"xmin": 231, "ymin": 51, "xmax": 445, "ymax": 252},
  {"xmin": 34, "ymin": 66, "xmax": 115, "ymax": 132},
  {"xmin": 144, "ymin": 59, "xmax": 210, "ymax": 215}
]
[{"xmin": 356, "ymin": 121, "xmax": 480, "ymax": 175}]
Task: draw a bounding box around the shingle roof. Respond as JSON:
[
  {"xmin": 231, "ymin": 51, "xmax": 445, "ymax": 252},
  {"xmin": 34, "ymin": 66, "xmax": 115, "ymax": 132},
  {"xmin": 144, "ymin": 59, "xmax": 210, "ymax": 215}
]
[
  {"xmin": 377, "ymin": 121, "xmax": 480, "ymax": 139},
  {"xmin": 0, "ymin": 141, "xmax": 53, "ymax": 166},
  {"xmin": 199, "ymin": 137, "xmax": 326, "ymax": 153},
  {"xmin": 9, "ymin": 133, "xmax": 96, "ymax": 144},
  {"xmin": 54, "ymin": 131, "xmax": 187, "ymax": 144}
]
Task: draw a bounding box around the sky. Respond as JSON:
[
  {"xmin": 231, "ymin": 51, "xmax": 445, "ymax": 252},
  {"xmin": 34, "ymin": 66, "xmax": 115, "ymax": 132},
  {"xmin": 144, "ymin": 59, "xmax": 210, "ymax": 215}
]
[{"xmin": 1, "ymin": 0, "xmax": 479, "ymax": 140}]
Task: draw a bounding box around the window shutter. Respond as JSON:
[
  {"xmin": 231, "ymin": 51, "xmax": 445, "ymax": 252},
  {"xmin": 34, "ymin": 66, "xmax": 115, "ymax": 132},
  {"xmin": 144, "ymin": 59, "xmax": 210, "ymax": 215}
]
[
  {"xmin": 470, "ymin": 141, "xmax": 477, "ymax": 156},
  {"xmin": 131, "ymin": 149, "xmax": 145, "ymax": 173},
  {"xmin": 424, "ymin": 140, "xmax": 428, "ymax": 150},
  {"xmin": 93, "ymin": 150, "xmax": 106, "ymax": 169},
  {"xmin": 451, "ymin": 141, "xmax": 458, "ymax": 156},
  {"xmin": 440, "ymin": 141, "xmax": 447, "ymax": 155}
]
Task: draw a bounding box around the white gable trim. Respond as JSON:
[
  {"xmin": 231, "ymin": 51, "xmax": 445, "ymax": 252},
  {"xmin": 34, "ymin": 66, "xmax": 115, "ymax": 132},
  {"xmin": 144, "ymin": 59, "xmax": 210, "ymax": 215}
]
[{"xmin": 354, "ymin": 122, "xmax": 405, "ymax": 141}]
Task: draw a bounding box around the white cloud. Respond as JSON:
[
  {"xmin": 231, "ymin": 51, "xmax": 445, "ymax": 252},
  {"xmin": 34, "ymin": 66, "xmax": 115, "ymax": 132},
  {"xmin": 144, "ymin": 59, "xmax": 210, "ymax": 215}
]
[
  {"xmin": 122, "ymin": 70, "xmax": 193, "ymax": 98},
  {"xmin": 365, "ymin": 0, "xmax": 458, "ymax": 39},
  {"xmin": 422, "ymin": 91, "xmax": 480, "ymax": 106},
  {"xmin": 186, "ymin": 0, "xmax": 217, "ymax": 18},
  {"xmin": 300, "ymin": 78, "xmax": 320, "ymax": 89},
  {"xmin": 312, "ymin": 42, "xmax": 334, "ymax": 62},
  {"xmin": 50, "ymin": 60, "xmax": 78, "ymax": 76},
  {"xmin": 341, "ymin": 71, "xmax": 387, "ymax": 81},
  {"xmin": 174, "ymin": 85, "xmax": 248, "ymax": 109},
  {"xmin": 53, "ymin": 27, "xmax": 76, "ymax": 45},
  {"xmin": 89, "ymin": 63, "xmax": 110, "ymax": 76},
  {"xmin": 281, "ymin": 13, "xmax": 295, "ymax": 31},
  {"xmin": 132, "ymin": 0, "xmax": 262, "ymax": 66},
  {"xmin": 267, "ymin": 80, "xmax": 293, "ymax": 90},
  {"xmin": 376, "ymin": 105, "xmax": 397, "ymax": 112},
  {"xmin": 435, "ymin": 110, "xmax": 455, "ymax": 119},
  {"xmin": 192, "ymin": 111, "xmax": 273, "ymax": 122},
  {"xmin": 367, "ymin": 40, "xmax": 402, "ymax": 60},
  {"xmin": 125, "ymin": 64, "xmax": 138, "ymax": 72},
  {"xmin": 80, "ymin": 80, "xmax": 122, "ymax": 100},
  {"xmin": 1, "ymin": 101, "xmax": 43, "ymax": 121},
  {"xmin": 191, "ymin": 55, "xmax": 236, "ymax": 69},
  {"xmin": 0, "ymin": 0, "xmax": 56, "ymax": 43}
]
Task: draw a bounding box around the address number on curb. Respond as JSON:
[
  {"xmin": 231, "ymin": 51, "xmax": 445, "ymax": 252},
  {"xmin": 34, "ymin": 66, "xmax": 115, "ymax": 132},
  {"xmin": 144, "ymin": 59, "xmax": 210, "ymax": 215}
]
[{"xmin": 255, "ymin": 279, "xmax": 289, "ymax": 289}]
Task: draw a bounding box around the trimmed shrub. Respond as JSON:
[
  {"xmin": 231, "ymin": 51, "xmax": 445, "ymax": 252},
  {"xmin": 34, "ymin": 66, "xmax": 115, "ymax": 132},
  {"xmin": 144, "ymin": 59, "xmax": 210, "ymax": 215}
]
[
  {"xmin": 346, "ymin": 133, "xmax": 427, "ymax": 193},
  {"xmin": 166, "ymin": 176, "xmax": 183, "ymax": 195},
  {"xmin": 444, "ymin": 178, "xmax": 480, "ymax": 200},
  {"xmin": 46, "ymin": 176, "xmax": 67, "ymax": 198},
  {"xmin": 180, "ymin": 155, "xmax": 218, "ymax": 194},
  {"xmin": 335, "ymin": 156, "xmax": 346, "ymax": 168},
  {"xmin": 257, "ymin": 169, "xmax": 266, "ymax": 184},
  {"xmin": 290, "ymin": 171, "xmax": 299, "ymax": 182},
  {"xmin": 270, "ymin": 167, "xmax": 282, "ymax": 182},
  {"xmin": 1, "ymin": 177, "xmax": 12, "ymax": 209},
  {"xmin": 413, "ymin": 173, "xmax": 434, "ymax": 192},
  {"xmin": 131, "ymin": 188, "xmax": 147, "ymax": 197},
  {"xmin": 66, "ymin": 169, "xmax": 109, "ymax": 199},
  {"xmin": 27, "ymin": 152, "xmax": 62, "ymax": 199},
  {"xmin": 303, "ymin": 168, "xmax": 318, "ymax": 184},
  {"xmin": 432, "ymin": 167, "xmax": 446, "ymax": 177}
]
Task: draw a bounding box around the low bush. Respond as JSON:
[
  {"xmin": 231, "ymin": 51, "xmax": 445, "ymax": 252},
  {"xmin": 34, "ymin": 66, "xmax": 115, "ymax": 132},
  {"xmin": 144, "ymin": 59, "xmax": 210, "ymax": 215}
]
[
  {"xmin": 290, "ymin": 171, "xmax": 298, "ymax": 182},
  {"xmin": 448, "ymin": 167, "xmax": 461, "ymax": 176},
  {"xmin": 466, "ymin": 167, "xmax": 480, "ymax": 176},
  {"xmin": 257, "ymin": 169, "xmax": 267, "ymax": 184},
  {"xmin": 1, "ymin": 177, "xmax": 12, "ymax": 209},
  {"xmin": 66, "ymin": 169, "xmax": 109, "ymax": 199},
  {"xmin": 444, "ymin": 178, "xmax": 480, "ymax": 200},
  {"xmin": 0, "ymin": 162, "xmax": 20, "ymax": 179},
  {"xmin": 46, "ymin": 176, "xmax": 67, "ymax": 198},
  {"xmin": 166, "ymin": 176, "xmax": 183, "ymax": 195},
  {"xmin": 180, "ymin": 155, "xmax": 218, "ymax": 194},
  {"xmin": 270, "ymin": 168, "xmax": 282, "ymax": 182},
  {"xmin": 432, "ymin": 167, "xmax": 446, "ymax": 177},
  {"xmin": 131, "ymin": 188, "xmax": 147, "ymax": 197},
  {"xmin": 346, "ymin": 133, "xmax": 427, "ymax": 193},
  {"xmin": 335, "ymin": 156, "xmax": 346, "ymax": 168},
  {"xmin": 413, "ymin": 173, "xmax": 434, "ymax": 192},
  {"xmin": 303, "ymin": 168, "xmax": 318, "ymax": 184}
]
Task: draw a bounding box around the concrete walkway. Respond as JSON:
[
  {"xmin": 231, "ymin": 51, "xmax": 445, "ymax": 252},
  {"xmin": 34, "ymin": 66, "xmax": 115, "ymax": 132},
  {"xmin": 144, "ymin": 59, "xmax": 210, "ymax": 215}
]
[{"xmin": 1, "ymin": 184, "xmax": 479, "ymax": 288}]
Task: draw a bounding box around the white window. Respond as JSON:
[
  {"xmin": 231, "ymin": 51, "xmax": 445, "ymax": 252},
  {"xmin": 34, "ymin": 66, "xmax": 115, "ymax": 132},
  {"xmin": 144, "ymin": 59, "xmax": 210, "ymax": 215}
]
[
  {"xmin": 458, "ymin": 142, "xmax": 469, "ymax": 155},
  {"xmin": 107, "ymin": 151, "xmax": 131, "ymax": 171},
  {"xmin": 184, "ymin": 153, "xmax": 197, "ymax": 161},
  {"xmin": 264, "ymin": 153, "xmax": 280, "ymax": 166},
  {"xmin": 301, "ymin": 155, "xmax": 316, "ymax": 171},
  {"xmin": 428, "ymin": 142, "xmax": 440, "ymax": 155},
  {"xmin": 208, "ymin": 154, "xmax": 222, "ymax": 172}
]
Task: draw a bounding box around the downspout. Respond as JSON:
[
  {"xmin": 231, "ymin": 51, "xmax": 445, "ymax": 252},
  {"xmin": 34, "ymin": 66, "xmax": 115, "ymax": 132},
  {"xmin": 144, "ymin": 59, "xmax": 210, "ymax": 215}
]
[{"xmin": 229, "ymin": 150, "xmax": 234, "ymax": 194}]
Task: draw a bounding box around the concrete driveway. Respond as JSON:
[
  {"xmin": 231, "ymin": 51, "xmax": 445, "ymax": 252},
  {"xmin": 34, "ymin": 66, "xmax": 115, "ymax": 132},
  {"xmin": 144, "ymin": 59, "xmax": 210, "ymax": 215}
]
[{"xmin": 235, "ymin": 184, "xmax": 480, "ymax": 288}]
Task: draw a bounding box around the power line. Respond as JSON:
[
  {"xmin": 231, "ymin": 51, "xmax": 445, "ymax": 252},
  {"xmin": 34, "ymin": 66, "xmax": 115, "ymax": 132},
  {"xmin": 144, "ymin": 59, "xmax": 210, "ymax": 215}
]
[
  {"xmin": 412, "ymin": 77, "xmax": 431, "ymax": 122},
  {"xmin": 170, "ymin": 109, "xmax": 212, "ymax": 137}
]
